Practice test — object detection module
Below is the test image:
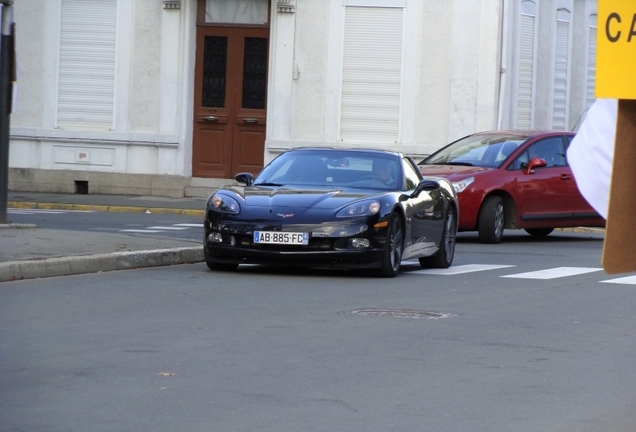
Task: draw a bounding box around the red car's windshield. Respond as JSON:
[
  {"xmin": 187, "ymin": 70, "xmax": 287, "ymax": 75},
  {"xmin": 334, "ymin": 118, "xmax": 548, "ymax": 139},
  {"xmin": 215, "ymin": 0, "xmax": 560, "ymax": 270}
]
[{"xmin": 423, "ymin": 134, "xmax": 528, "ymax": 168}]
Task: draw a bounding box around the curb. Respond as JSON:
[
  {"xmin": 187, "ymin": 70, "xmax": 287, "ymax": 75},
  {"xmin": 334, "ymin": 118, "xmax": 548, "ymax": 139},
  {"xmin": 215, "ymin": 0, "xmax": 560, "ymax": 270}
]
[
  {"xmin": 556, "ymin": 227, "xmax": 605, "ymax": 234},
  {"xmin": 8, "ymin": 201, "xmax": 205, "ymax": 217},
  {"xmin": 0, "ymin": 246, "xmax": 205, "ymax": 283}
]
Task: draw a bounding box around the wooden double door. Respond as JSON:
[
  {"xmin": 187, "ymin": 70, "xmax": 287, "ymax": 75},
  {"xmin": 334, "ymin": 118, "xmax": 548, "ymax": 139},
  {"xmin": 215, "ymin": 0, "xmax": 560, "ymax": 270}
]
[{"xmin": 192, "ymin": 26, "xmax": 269, "ymax": 179}]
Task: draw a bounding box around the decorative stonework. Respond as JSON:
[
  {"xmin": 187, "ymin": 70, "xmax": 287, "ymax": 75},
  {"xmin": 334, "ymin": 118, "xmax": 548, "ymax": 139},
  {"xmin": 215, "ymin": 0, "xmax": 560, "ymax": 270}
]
[
  {"xmin": 163, "ymin": 0, "xmax": 180, "ymax": 10},
  {"xmin": 277, "ymin": 0, "xmax": 295, "ymax": 13}
]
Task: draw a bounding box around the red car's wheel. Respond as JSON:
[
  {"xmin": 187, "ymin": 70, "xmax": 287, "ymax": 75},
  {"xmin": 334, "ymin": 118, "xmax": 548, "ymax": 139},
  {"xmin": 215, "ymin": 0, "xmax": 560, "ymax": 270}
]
[
  {"xmin": 478, "ymin": 196, "xmax": 505, "ymax": 244},
  {"xmin": 525, "ymin": 228, "xmax": 554, "ymax": 237}
]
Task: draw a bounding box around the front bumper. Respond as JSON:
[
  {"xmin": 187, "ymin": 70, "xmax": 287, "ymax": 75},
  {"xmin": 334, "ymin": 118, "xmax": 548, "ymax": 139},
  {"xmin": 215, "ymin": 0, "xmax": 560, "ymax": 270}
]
[{"xmin": 203, "ymin": 217, "xmax": 388, "ymax": 268}]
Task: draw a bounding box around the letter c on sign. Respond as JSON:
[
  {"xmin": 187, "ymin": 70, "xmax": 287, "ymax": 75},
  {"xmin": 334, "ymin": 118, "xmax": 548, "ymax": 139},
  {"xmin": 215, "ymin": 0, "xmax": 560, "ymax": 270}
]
[{"xmin": 606, "ymin": 12, "xmax": 621, "ymax": 43}]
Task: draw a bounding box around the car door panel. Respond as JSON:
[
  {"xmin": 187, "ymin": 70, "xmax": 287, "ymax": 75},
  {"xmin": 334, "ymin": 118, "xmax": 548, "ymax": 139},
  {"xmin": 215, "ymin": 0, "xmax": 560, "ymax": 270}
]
[{"xmin": 511, "ymin": 136, "xmax": 573, "ymax": 221}]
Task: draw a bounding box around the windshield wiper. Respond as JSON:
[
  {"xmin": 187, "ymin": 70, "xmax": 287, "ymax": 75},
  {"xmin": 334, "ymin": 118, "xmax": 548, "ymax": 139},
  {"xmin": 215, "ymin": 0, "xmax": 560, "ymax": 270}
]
[
  {"xmin": 433, "ymin": 161, "xmax": 474, "ymax": 167},
  {"xmin": 253, "ymin": 182, "xmax": 284, "ymax": 186}
]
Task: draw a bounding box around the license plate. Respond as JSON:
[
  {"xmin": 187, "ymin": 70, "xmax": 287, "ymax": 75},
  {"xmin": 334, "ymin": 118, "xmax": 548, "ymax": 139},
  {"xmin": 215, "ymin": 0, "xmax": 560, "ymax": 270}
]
[{"xmin": 253, "ymin": 231, "xmax": 309, "ymax": 245}]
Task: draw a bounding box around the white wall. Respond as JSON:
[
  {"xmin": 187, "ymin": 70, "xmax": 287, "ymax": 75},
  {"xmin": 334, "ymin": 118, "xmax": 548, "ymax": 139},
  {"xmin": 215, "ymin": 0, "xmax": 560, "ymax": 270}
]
[
  {"xmin": 265, "ymin": 0, "xmax": 505, "ymax": 163},
  {"xmin": 9, "ymin": 0, "xmax": 196, "ymax": 178},
  {"xmin": 10, "ymin": 0, "xmax": 598, "ymax": 191},
  {"xmin": 499, "ymin": 0, "xmax": 598, "ymax": 131}
]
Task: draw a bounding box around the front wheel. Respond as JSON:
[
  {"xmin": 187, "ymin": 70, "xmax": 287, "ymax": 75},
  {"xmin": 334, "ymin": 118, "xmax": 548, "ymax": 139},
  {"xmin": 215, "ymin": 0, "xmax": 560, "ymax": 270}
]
[
  {"xmin": 378, "ymin": 213, "xmax": 404, "ymax": 278},
  {"xmin": 419, "ymin": 207, "xmax": 457, "ymax": 269},
  {"xmin": 525, "ymin": 228, "xmax": 554, "ymax": 237},
  {"xmin": 478, "ymin": 196, "xmax": 505, "ymax": 244}
]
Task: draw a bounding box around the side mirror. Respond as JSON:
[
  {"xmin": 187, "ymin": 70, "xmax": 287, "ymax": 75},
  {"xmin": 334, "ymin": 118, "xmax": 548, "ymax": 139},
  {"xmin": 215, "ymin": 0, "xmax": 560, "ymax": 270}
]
[
  {"xmin": 411, "ymin": 179, "xmax": 439, "ymax": 197},
  {"xmin": 235, "ymin": 172, "xmax": 254, "ymax": 186},
  {"xmin": 525, "ymin": 157, "xmax": 547, "ymax": 175}
]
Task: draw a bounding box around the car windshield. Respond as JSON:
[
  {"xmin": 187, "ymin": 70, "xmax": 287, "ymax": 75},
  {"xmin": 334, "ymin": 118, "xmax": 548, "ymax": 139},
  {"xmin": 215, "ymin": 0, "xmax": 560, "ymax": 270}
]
[
  {"xmin": 254, "ymin": 150, "xmax": 401, "ymax": 190},
  {"xmin": 421, "ymin": 133, "xmax": 528, "ymax": 168}
]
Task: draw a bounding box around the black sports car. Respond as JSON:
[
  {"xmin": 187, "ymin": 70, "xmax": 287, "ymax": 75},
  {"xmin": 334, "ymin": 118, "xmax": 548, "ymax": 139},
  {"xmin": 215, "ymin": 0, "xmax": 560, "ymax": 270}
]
[{"xmin": 204, "ymin": 148, "xmax": 458, "ymax": 277}]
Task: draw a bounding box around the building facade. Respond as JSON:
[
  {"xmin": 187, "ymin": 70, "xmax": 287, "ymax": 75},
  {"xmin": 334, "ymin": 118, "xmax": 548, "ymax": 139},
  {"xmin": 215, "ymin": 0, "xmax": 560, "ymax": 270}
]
[{"xmin": 7, "ymin": 0, "xmax": 598, "ymax": 197}]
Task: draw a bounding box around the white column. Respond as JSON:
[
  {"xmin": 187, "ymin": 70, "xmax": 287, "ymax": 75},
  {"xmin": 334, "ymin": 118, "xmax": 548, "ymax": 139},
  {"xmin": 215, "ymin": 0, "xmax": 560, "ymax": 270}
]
[{"xmin": 266, "ymin": 4, "xmax": 296, "ymax": 151}]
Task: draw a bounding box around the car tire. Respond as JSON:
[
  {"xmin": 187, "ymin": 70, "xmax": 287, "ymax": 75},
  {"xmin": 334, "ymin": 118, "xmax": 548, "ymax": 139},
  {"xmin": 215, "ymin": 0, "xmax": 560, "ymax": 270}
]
[
  {"xmin": 205, "ymin": 260, "xmax": 239, "ymax": 271},
  {"xmin": 378, "ymin": 212, "xmax": 404, "ymax": 278},
  {"xmin": 478, "ymin": 196, "xmax": 505, "ymax": 244},
  {"xmin": 419, "ymin": 207, "xmax": 457, "ymax": 269},
  {"xmin": 525, "ymin": 228, "xmax": 554, "ymax": 237}
]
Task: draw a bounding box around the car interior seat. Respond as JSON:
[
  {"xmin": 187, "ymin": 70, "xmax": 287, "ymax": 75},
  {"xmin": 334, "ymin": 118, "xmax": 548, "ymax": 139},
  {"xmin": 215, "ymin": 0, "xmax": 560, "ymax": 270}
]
[{"xmin": 501, "ymin": 142, "xmax": 518, "ymax": 158}]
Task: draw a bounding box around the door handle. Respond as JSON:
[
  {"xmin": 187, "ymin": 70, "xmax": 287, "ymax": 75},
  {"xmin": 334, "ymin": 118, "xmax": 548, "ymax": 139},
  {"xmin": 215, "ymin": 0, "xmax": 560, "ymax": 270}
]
[
  {"xmin": 243, "ymin": 118, "xmax": 258, "ymax": 123},
  {"xmin": 203, "ymin": 116, "xmax": 218, "ymax": 122},
  {"xmin": 560, "ymin": 174, "xmax": 572, "ymax": 180}
]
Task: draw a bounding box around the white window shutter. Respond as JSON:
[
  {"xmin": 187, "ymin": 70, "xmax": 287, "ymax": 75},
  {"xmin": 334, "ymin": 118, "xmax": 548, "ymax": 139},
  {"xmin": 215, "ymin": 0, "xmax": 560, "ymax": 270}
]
[
  {"xmin": 586, "ymin": 15, "xmax": 597, "ymax": 110},
  {"xmin": 340, "ymin": 6, "xmax": 403, "ymax": 143},
  {"xmin": 57, "ymin": 0, "xmax": 117, "ymax": 130},
  {"xmin": 517, "ymin": 2, "xmax": 536, "ymax": 129},
  {"xmin": 552, "ymin": 9, "xmax": 571, "ymax": 131}
]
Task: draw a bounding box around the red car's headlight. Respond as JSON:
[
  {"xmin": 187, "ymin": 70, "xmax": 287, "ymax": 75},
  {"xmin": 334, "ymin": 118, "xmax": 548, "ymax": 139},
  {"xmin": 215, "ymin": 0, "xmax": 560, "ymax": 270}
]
[{"xmin": 451, "ymin": 177, "xmax": 474, "ymax": 193}]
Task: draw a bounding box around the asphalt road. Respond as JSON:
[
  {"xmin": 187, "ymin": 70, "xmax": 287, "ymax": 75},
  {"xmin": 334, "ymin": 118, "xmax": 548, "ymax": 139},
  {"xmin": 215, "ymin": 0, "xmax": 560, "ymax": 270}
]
[
  {"xmin": 3, "ymin": 230, "xmax": 636, "ymax": 432},
  {"xmin": 7, "ymin": 208, "xmax": 204, "ymax": 241}
]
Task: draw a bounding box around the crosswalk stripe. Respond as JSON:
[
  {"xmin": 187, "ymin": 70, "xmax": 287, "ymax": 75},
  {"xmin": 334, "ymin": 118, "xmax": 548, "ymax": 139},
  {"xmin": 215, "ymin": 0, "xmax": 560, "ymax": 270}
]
[
  {"xmin": 120, "ymin": 229, "xmax": 162, "ymax": 233},
  {"xmin": 501, "ymin": 267, "xmax": 602, "ymax": 280},
  {"xmin": 172, "ymin": 223, "xmax": 203, "ymax": 227},
  {"xmin": 408, "ymin": 264, "xmax": 516, "ymax": 276},
  {"xmin": 600, "ymin": 275, "xmax": 636, "ymax": 285},
  {"xmin": 146, "ymin": 226, "xmax": 189, "ymax": 230}
]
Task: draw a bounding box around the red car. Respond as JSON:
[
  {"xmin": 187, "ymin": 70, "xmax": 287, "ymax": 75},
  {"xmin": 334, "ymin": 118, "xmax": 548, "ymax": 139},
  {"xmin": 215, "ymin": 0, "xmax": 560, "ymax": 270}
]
[{"xmin": 418, "ymin": 130, "xmax": 605, "ymax": 243}]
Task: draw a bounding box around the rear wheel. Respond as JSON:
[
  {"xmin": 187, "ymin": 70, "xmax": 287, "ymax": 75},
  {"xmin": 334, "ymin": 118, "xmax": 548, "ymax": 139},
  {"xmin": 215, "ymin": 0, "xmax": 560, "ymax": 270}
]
[
  {"xmin": 478, "ymin": 196, "xmax": 505, "ymax": 244},
  {"xmin": 525, "ymin": 228, "xmax": 554, "ymax": 237},
  {"xmin": 378, "ymin": 213, "xmax": 404, "ymax": 278},
  {"xmin": 419, "ymin": 207, "xmax": 457, "ymax": 269}
]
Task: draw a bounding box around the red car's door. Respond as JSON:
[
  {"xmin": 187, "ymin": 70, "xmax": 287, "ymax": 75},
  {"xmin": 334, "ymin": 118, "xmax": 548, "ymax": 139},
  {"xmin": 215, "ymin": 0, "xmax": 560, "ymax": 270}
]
[
  {"xmin": 508, "ymin": 136, "xmax": 574, "ymax": 222},
  {"xmin": 563, "ymin": 135, "xmax": 601, "ymax": 216}
]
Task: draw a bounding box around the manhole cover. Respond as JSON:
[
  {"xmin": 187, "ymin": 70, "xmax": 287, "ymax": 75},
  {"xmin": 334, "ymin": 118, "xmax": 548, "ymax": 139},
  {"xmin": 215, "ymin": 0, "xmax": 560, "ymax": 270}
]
[{"xmin": 344, "ymin": 309, "xmax": 457, "ymax": 320}]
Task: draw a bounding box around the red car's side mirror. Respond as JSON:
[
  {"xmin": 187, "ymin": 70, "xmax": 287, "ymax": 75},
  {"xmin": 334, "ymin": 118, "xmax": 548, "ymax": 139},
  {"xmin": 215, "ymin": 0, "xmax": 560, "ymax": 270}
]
[{"xmin": 525, "ymin": 157, "xmax": 547, "ymax": 175}]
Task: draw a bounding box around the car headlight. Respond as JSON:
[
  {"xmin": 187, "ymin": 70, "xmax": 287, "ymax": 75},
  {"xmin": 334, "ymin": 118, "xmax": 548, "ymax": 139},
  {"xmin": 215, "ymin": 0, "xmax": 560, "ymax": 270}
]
[
  {"xmin": 337, "ymin": 200, "xmax": 381, "ymax": 217},
  {"xmin": 451, "ymin": 177, "xmax": 474, "ymax": 193},
  {"xmin": 209, "ymin": 193, "xmax": 240, "ymax": 214}
]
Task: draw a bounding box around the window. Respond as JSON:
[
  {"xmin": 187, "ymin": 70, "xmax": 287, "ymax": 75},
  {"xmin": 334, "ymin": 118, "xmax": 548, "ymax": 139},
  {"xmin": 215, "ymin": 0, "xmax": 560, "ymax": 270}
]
[
  {"xmin": 516, "ymin": 0, "xmax": 537, "ymax": 129},
  {"xmin": 586, "ymin": 14, "xmax": 597, "ymax": 110},
  {"xmin": 552, "ymin": 7, "xmax": 572, "ymax": 130},
  {"xmin": 205, "ymin": 0, "xmax": 268, "ymax": 24},
  {"xmin": 57, "ymin": 0, "xmax": 117, "ymax": 130},
  {"xmin": 510, "ymin": 137, "xmax": 567, "ymax": 170},
  {"xmin": 527, "ymin": 137, "xmax": 566, "ymax": 168},
  {"xmin": 402, "ymin": 158, "xmax": 420, "ymax": 191},
  {"xmin": 340, "ymin": 6, "xmax": 404, "ymax": 142}
]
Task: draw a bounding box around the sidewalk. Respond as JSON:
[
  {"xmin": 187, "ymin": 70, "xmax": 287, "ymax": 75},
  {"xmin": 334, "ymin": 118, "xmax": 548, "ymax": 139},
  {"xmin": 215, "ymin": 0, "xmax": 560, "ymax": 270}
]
[{"xmin": 0, "ymin": 191, "xmax": 210, "ymax": 283}]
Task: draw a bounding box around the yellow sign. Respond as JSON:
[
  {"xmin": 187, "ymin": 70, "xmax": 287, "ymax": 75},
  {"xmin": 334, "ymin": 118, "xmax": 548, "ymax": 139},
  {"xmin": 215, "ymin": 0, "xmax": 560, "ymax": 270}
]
[{"xmin": 596, "ymin": 0, "xmax": 636, "ymax": 99}]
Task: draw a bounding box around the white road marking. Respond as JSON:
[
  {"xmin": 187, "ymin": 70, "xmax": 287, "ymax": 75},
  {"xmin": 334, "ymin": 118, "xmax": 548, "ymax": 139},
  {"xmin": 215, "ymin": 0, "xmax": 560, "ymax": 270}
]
[
  {"xmin": 600, "ymin": 275, "xmax": 636, "ymax": 285},
  {"xmin": 408, "ymin": 264, "xmax": 516, "ymax": 275},
  {"xmin": 119, "ymin": 224, "xmax": 200, "ymax": 234},
  {"xmin": 501, "ymin": 267, "xmax": 602, "ymax": 280},
  {"xmin": 8, "ymin": 209, "xmax": 96, "ymax": 214},
  {"xmin": 146, "ymin": 226, "xmax": 189, "ymax": 230}
]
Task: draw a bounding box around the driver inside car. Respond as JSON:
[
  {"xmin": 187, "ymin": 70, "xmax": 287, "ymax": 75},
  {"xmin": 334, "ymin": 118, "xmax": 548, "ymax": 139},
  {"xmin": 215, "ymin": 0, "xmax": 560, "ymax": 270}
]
[{"xmin": 372, "ymin": 159, "xmax": 395, "ymax": 186}]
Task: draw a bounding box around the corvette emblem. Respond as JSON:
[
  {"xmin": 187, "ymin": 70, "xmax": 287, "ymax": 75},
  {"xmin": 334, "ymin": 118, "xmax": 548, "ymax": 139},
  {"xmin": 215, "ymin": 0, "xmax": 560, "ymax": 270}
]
[{"xmin": 277, "ymin": 213, "xmax": 295, "ymax": 218}]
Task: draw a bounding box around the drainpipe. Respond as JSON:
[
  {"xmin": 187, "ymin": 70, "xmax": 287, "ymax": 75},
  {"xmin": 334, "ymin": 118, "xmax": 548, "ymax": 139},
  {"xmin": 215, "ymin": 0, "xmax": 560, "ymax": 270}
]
[
  {"xmin": 496, "ymin": 0, "xmax": 508, "ymax": 130},
  {"xmin": 0, "ymin": 1, "xmax": 15, "ymax": 224}
]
